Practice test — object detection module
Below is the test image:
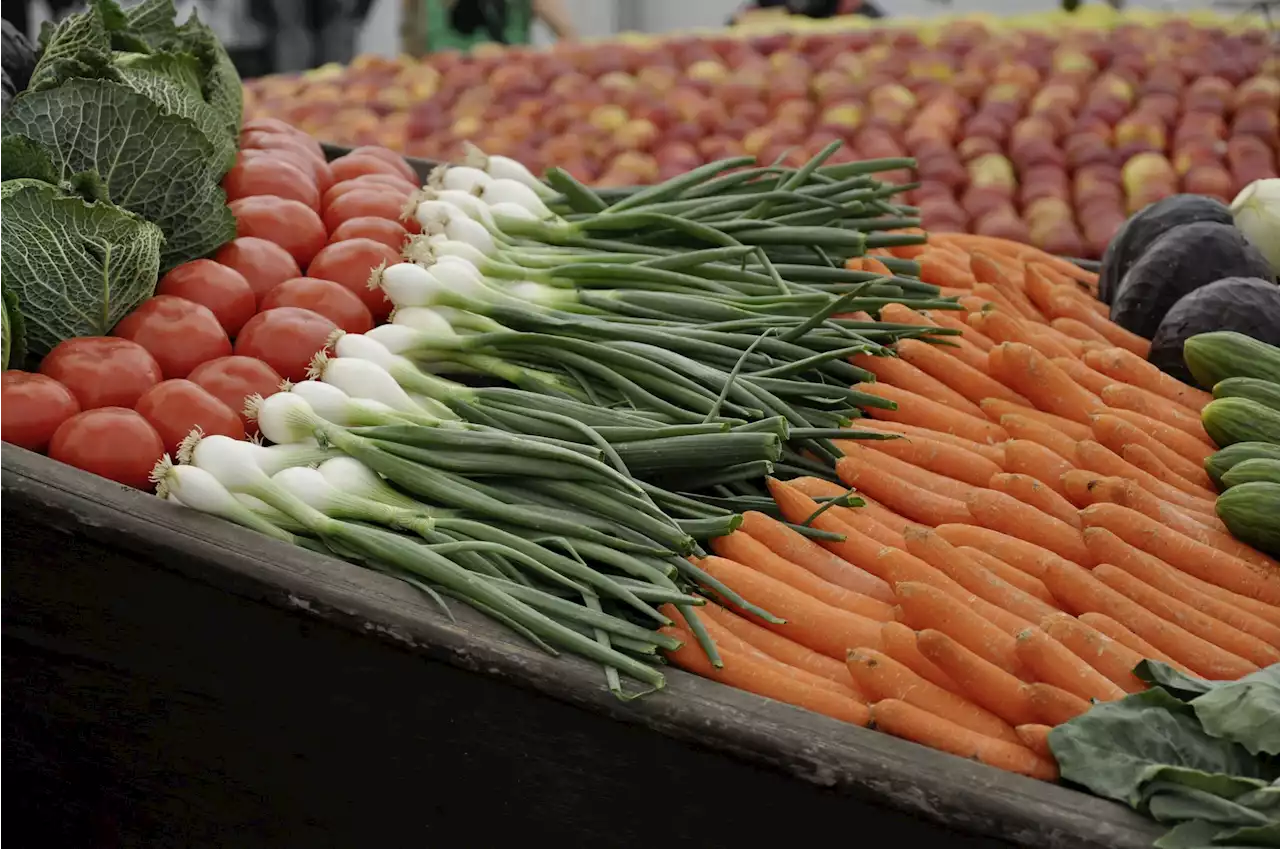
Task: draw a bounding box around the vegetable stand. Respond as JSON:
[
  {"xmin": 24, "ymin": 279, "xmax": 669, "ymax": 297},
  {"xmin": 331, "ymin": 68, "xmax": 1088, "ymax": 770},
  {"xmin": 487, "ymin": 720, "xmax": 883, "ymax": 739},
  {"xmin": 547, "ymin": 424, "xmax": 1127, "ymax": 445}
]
[{"xmin": 2, "ymin": 442, "xmax": 1163, "ymax": 849}]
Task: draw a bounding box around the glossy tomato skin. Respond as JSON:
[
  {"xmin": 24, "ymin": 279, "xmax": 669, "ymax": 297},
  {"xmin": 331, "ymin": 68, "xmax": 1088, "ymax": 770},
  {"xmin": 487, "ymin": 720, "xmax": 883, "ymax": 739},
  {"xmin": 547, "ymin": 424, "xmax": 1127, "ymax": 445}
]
[
  {"xmin": 259, "ymin": 277, "xmax": 374, "ymax": 334},
  {"xmin": 305, "ymin": 238, "xmax": 401, "ymax": 322},
  {"xmin": 322, "ymin": 175, "xmax": 416, "ymax": 210},
  {"xmin": 156, "ymin": 259, "xmax": 257, "ymax": 337},
  {"xmin": 321, "ymin": 189, "xmax": 416, "ymax": 234},
  {"xmin": 135, "ymin": 379, "xmax": 246, "ymax": 457},
  {"xmin": 223, "ymin": 156, "xmax": 321, "ymax": 212},
  {"xmin": 327, "ymin": 216, "xmax": 409, "ymax": 250},
  {"xmin": 187, "ymin": 355, "xmax": 283, "ymax": 435},
  {"xmin": 344, "ymin": 146, "xmax": 419, "ymax": 183},
  {"xmin": 1, "ymin": 371, "xmax": 82, "ymax": 452},
  {"xmin": 329, "ymin": 153, "xmax": 411, "ymax": 183},
  {"xmin": 234, "ymin": 307, "xmax": 339, "ymax": 383},
  {"xmin": 113, "ymin": 296, "xmax": 233, "ymax": 379},
  {"xmin": 241, "ymin": 118, "xmax": 319, "ymax": 146},
  {"xmin": 230, "ymin": 196, "xmax": 328, "ymax": 267},
  {"xmin": 214, "ymin": 237, "xmax": 302, "ymax": 306},
  {"xmin": 240, "ymin": 131, "xmax": 334, "ymax": 191},
  {"xmin": 39, "ymin": 337, "xmax": 163, "ymax": 410},
  {"xmin": 49, "ymin": 407, "xmax": 165, "ymax": 490}
]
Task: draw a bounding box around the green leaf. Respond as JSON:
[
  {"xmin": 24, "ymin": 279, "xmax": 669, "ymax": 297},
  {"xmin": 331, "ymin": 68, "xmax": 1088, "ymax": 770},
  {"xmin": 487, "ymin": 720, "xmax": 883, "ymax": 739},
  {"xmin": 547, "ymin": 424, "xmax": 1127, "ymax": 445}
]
[
  {"xmin": 1141, "ymin": 772, "xmax": 1278, "ymax": 824},
  {"xmin": 1049, "ymin": 688, "xmax": 1274, "ymax": 808},
  {"xmin": 114, "ymin": 51, "xmax": 236, "ymax": 171},
  {"xmin": 27, "ymin": 2, "xmax": 113, "ymax": 91},
  {"xmin": 1193, "ymin": 665, "xmax": 1280, "ymax": 757},
  {"xmin": 2, "ymin": 285, "xmax": 28, "ymax": 371},
  {"xmin": 1137, "ymin": 660, "xmax": 1220, "ymax": 702},
  {"xmin": 121, "ymin": 0, "xmax": 181, "ymax": 48},
  {"xmin": 1214, "ymin": 821, "xmax": 1280, "ymax": 847},
  {"xmin": 0, "ymin": 134, "xmax": 60, "ymax": 183},
  {"xmin": 0, "ymin": 179, "xmax": 163, "ymax": 359},
  {"xmin": 5, "ymin": 78, "xmax": 236, "ymax": 270},
  {"xmin": 171, "ymin": 11, "xmax": 242, "ymax": 143}
]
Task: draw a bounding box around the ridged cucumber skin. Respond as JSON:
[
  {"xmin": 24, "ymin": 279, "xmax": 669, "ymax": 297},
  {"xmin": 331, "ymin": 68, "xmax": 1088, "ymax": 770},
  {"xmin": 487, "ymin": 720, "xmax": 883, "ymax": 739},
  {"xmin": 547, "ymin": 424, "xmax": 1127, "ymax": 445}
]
[
  {"xmin": 1213, "ymin": 377, "xmax": 1280, "ymax": 413},
  {"xmin": 1206, "ymin": 442, "xmax": 1280, "ymax": 489},
  {"xmin": 1184, "ymin": 331, "xmax": 1280, "ymax": 388},
  {"xmin": 1201, "ymin": 397, "xmax": 1280, "ymax": 449},
  {"xmin": 1216, "ymin": 481, "xmax": 1280, "ymax": 556},
  {"xmin": 1221, "ymin": 458, "xmax": 1280, "ymax": 488}
]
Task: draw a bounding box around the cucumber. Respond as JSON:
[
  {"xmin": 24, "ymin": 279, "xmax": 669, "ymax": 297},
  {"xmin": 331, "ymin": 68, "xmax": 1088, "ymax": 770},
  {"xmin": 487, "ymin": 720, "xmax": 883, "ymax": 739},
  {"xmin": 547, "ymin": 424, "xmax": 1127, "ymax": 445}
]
[
  {"xmin": 1184, "ymin": 331, "xmax": 1280, "ymax": 388},
  {"xmin": 1205, "ymin": 442, "xmax": 1280, "ymax": 488},
  {"xmin": 1215, "ymin": 481, "xmax": 1280, "ymax": 556},
  {"xmin": 1201, "ymin": 397, "xmax": 1280, "ymax": 449},
  {"xmin": 1213, "ymin": 377, "xmax": 1280, "ymax": 413},
  {"xmin": 1221, "ymin": 458, "xmax": 1280, "ymax": 488}
]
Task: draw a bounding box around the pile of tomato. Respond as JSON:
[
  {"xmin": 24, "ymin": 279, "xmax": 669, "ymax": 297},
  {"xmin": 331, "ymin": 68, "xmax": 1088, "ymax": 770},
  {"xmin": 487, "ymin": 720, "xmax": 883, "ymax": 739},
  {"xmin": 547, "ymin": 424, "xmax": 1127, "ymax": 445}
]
[{"xmin": 1, "ymin": 119, "xmax": 423, "ymax": 490}]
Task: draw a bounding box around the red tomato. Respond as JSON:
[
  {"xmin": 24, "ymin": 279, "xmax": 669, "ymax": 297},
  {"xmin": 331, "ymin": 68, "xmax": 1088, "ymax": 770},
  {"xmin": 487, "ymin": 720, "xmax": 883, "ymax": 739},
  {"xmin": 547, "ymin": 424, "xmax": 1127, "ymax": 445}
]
[
  {"xmin": 322, "ymin": 176, "xmax": 415, "ymax": 210},
  {"xmin": 237, "ymin": 148, "xmax": 320, "ymax": 185},
  {"xmin": 344, "ymin": 146, "xmax": 420, "ymax": 183},
  {"xmin": 239, "ymin": 132, "xmax": 334, "ymax": 191},
  {"xmin": 223, "ymin": 156, "xmax": 322, "ymax": 212},
  {"xmin": 230, "ymin": 196, "xmax": 328, "ymax": 267},
  {"xmin": 322, "ymin": 189, "xmax": 416, "ymax": 234},
  {"xmin": 259, "ymin": 277, "xmax": 374, "ymax": 334},
  {"xmin": 329, "ymin": 153, "xmax": 411, "ymax": 183},
  {"xmin": 241, "ymin": 117, "xmax": 316, "ymax": 144},
  {"xmin": 156, "ymin": 259, "xmax": 257, "ymax": 337},
  {"xmin": 49, "ymin": 407, "xmax": 165, "ymax": 490},
  {"xmin": 305, "ymin": 238, "xmax": 401, "ymax": 321},
  {"xmin": 135, "ymin": 379, "xmax": 247, "ymax": 457},
  {"xmin": 113, "ymin": 296, "xmax": 232, "ymax": 379},
  {"xmin": 327, "ymin": 216, "xmax": 410, "ymax": 250},
  {"xmin": 234, "ymin": 308, "xmax": 339, "ymax": 383},
  {"xmin": 188, "ymin": 356, "xmax": 283, "ymax": 435},
  {"xmin": 40, "ymin": 337, "xmax": 163, "ymax": 410},
  {"xmin": 214, "ymin": 237, "xmax": 302, "ymax": 306},
  {"xmin": 1, "ymin": 371, "xmax": 82, "ymax": 452}
]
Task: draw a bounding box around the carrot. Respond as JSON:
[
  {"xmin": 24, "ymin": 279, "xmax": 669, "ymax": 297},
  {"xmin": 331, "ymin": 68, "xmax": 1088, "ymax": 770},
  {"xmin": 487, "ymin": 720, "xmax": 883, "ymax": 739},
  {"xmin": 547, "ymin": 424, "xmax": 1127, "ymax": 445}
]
[
  {"xmin": 1084, "ymin": 527, "xmax": 1280, "ymax": 641},
  {"xmin": 893, "ymin": 581, "xmax": 1022, "ymax": 675},
  {"xmin": 880, "ymin": 302, "xmax": 996, "ymax": 360},
  {"xmin": 1074, "ymin": 441, "xmax": 1218, "ymax": 516},
  {"xmin": 663, "ymin": 603, "xmax": 860, "ymax": 698},
  {"xmin": 834, "ymin": 440, "xmax": 979, "ymax": 502},
  {"xmin": 661, "ymin": 626, "xmax": 872, "ymax": 726},
  {"xmin": 916, "ymin": 628, "xmax": 1040, "ymax": 726},
  {"xmin": 879, "ymin": 544, "xmax": 1035, "ymax": 637},
  {"xmin": 851, "ymin": 352, "xmax": 986, "ymax": 417},
  {"xmin": 959, "ymin": 546, "xmax": 1060, "ymax": 606},
  {"xmin": 1077, "ymin": 612, "xmax": 1193, "ymax": 672},
  {"xmin": 1045, "ymin": 293, "xmax": 1149, "ymax": 357},
  {"xmin": 1060, "ymin": 469, "xmax": 1105, "ymax": 508},
  {"xmin": 699, "ymin": 603, "xmax": 860, "ymax": 689},
  {"xmin": 971, "ymin": 252, "xmax": 1044, "ymax": 321},
  {"xmin": 850, "ymin": 493, "xmax": 917, "ymax": 539},
  {"xmin": 970, "ymin": 308, "xmax": 1079, "ymax": 360},
  {"xmin": 710, "ymin": 531, "xmax": 895, "ymax": 622},
  {"xmin": 1089, "ymin": 413, "xmax": 1216, "ymax": 490},
  {"xmin": 973, "ymin": 282, "xmax": 1031, "ymax": 321},
  {"xmin": 1051, "ymin": 317, "xmax": 1111, "ymax": 346},
  {"xmin": 879, "ymin": 620, "xmax": 962, "ymax": 693},
  {"xmin": 1024, "ymin": 264, "xmax": 1076, "ymax": 317},
  {"xmin": 965, "ymin": 489, "xmax": 1092, "ymax": 566},
  {"xmin": 861, "ymin": 429, "xmax": 1005, "ymax": 488},
  {"xmin": 934, "ymin": 234, "xmax": 1099, "ymax": 286},
  {"xmin": 695, "ymin": 556, "xmax": 886, "ymax": 661},
  {"xmin": 1000, "ymin": 414, "xmax": 1079, "ymax": 462},
  {"xmin": 1100, "ymin": 384, "xmax": 1213, "ymax": 445},
  {"xmin": 1040, "ymin": 558, "xmax": 1259, "ymax": 679},
  {"xmin": 1053, "ymin": 356, "xmax": 1117, "ymax": 397},
  {"xmin": 1023, "ymin": 682, "xmax": 1092, "ymax": 725},
  {"xmin": 1039, "ymin": 612, "xmax": 1148, "ymax": 694},
  {"xmin": 919, "ymin": 252, "xmax": 978, "ymax": 289},
  {"xmin": 1091, "ymin": 564, "xmax": 1280, "ymax": 667},
  {"xmin": 739, "ymin": 512, "xmax": 894, "ymax": 603},
  {"xmin": 862, "ymin": 256, "xmax": 895, "ymax": 276},
  {"xmin": 848, "ymin": 649, "xmax": 1021, "ymax": 744},
  {"xmin": 895, "ymin": 338, "xmax": 1031, "ymax": 408},
  {"xmin": 981, "ymin": 398, "xmax": 1093, "ymax": 442},
  {"xmin": 1122, "ymin": 443, "xmax": 1215, "ymax": 499},
  {"xmin": 1079, "ymin": 502, "xmax": 1280, "ymax": 606},
  {"xmin": 1014, "ymin": 627, "xmax": 1128, "ymax": 702},
  {"xmin": 989, "ymin": 473, "xmax": 1082, "ymax": 530},
  {"xmin": 934, "ymin": 523, "xmax": 1077, "ymax": 579},
  {"xmin": 1083, "ymin": 347, "xmax": 1213, "ymax": 413},
  {"xmin": 768, "ymin": 477, "xmax": 906, "ymax": 568},
  {"xmin": 782, "ymin": 476, "xmax": 907, "ymax": 548},
  {"xmin": 852, "ymin": 418, "xmax": 1007, "ymax": 465},
  {"xmin": 835, "ymin": 454, "xmax": 973, "ymax": 527},
  {"xmin": 1015, "ymin": 724, "xmax": 1056, "ymax": 762},
  {"xmin": 858, "ymin": 383, "xmax": 1010, "ymax": 445},
  {"xmin": 870, "ymin": 699, "xmax": 1058, "ymax": 780},
  {"xmin": 1072, "ymin": 474, "xmax": 1228, "ymax": 536},
  {"xmin": 904, "ymin": 527, "xmax": 1059, "ymax": 624},
  {"xmin": 1106, "ymin": 408, "xmax": 1214, "ymax": 466},
  {"xmin": 987, "ymin": 343, "xmax": 1104, "ymax": 425},
  {"xmin": 1004, "ymin": 440, "xmax": 1078, "ymax": 500}
]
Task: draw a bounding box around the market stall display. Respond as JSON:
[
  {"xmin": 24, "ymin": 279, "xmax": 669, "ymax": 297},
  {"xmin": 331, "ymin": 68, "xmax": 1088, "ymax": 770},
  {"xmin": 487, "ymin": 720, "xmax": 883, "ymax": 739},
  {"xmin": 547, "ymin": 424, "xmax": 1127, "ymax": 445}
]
[{"xmin": 3, "ymin": 3, "xmax": 1280, "ymax": 847}]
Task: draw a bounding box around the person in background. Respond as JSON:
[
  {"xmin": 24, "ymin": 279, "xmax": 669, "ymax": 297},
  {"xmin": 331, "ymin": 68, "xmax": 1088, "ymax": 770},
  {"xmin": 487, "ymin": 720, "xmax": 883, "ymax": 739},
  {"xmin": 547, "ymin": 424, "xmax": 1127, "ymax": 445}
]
[
  {"xmin": 247, "ymin": 0, "xmax": 378, "ymax": 74},
  {"xmin": 400, "ymin": 0, "xmax": 577, "ymax": 57},
  {"xmin": 731, "ymin": 0, "xmax": 886, "ymax": 23}
]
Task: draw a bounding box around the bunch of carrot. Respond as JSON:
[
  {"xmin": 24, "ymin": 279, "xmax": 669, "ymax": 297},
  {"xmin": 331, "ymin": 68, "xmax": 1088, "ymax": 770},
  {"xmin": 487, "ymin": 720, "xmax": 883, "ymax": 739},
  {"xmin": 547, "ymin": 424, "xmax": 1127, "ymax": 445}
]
[{"xmin": 660, "ymin": 233, "xmax": 1280, "ymax": 783}]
